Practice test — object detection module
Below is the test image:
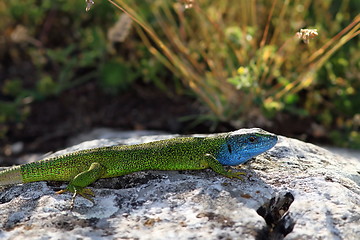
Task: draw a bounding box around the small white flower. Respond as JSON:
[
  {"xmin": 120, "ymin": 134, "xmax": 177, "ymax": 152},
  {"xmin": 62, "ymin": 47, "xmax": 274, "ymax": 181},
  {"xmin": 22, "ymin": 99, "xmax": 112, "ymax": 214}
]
[{"xmin": 86, "ymin": 0, "xmax": 95, "ymax": 11}]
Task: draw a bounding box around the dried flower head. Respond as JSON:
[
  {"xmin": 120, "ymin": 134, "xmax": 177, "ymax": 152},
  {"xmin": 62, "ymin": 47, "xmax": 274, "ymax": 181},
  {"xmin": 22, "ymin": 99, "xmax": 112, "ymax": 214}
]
[
  {"xmin": 179, "ymin": 0, "xmax": 194, "ymax": 9},
  {"xmin": 86, "ymin": 0, "xmax": 95, "ymax": 11},
  {"xmin": 296, "ymin": 29, "xmax": 318, "ymax": 44},
  {"xmin": 108, "ymin": 13, "xmax": 133, "ymax": 45}
]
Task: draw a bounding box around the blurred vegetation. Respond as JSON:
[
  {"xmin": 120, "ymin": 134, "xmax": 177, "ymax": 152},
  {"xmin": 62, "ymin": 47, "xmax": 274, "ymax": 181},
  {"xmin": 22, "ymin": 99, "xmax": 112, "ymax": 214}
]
[
  {"xmin": 0, "ymin": 0, "xmax": 175, "ymax": 140},
  {"xmin": 110, "ymin": 0, "xmax": 360, "ymax": 147},
  {"xmin": 0, "ymin": 0, "xmax": 359, "ymax": 148}
]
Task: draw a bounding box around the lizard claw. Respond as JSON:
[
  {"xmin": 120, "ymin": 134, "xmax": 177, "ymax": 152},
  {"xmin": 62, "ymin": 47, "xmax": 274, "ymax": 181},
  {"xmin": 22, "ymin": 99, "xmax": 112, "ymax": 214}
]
[
  {"xmin": 56, "ymin": 186, "xmax": 95, "ymax": 210},
  {"xmin": 69, "ymin": 188, "xmax": 95, "ymax": 210},
  {"xmin": 55, "ymin": 189, "xmax": 68, "ymax": 195},
  {"xmin": 225, "ymin": 170, "xmax": 246, "ymax": 180},
  {"xmin": 77, "ymin": 188, "xmax": 95, "ymax": 202}
]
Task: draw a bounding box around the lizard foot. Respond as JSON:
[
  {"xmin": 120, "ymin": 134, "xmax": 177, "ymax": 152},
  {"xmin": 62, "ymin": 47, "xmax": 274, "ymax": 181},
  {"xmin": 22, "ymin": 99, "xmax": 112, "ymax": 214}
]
[
  {"xmin": 56, "ymin": 186, "xmax": 95, "ymax": 210},
  {"xmin": 224, "ymin": 170, "xmax": 246, "ymax": 180}
]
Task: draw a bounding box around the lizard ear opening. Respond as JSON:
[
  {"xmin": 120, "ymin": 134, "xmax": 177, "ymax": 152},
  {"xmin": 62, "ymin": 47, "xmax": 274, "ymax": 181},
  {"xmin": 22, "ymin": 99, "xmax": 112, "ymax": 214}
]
[{"xmin": 227, "ymin": 144, "xmax": 232, "ymax": 154}]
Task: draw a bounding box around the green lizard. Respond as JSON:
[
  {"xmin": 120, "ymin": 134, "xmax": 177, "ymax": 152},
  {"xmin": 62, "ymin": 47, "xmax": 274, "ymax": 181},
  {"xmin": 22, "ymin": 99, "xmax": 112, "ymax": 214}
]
[{"xmin": 0, "ymin": 128, "xmax": 277, "ymax": 207}]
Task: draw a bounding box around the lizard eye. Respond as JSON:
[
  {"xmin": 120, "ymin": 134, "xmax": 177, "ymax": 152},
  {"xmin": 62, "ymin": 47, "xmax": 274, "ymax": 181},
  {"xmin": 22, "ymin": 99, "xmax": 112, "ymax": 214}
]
[{"xmin": 249, "ymin": 136, "xmax": 256, "ymax": 142}]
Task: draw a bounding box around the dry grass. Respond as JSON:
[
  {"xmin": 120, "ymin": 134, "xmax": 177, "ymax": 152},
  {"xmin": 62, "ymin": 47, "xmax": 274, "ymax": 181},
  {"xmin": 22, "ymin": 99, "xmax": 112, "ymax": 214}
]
[{"xmin": 107, "ymin": 0, "xmax": 359, "ymax": 126}]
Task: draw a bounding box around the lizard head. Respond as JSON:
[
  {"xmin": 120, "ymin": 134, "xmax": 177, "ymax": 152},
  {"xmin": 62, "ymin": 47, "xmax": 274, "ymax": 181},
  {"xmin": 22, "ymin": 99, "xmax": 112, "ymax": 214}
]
[{"xmin": 216, "ymin": 128, "xmax": 278, "ymax": 166}]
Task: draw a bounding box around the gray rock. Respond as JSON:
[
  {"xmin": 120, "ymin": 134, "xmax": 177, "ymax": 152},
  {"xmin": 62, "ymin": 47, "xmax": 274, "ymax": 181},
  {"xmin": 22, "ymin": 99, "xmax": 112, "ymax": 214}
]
[{"xmin": 0, "ymin": 132, "xmax": 359, "ymax": 240}]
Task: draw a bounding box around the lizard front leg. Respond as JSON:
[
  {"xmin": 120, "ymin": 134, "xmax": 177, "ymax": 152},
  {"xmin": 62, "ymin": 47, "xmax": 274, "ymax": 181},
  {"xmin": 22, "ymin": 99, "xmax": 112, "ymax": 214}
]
[
  {"xmin": 56, "ymin": 162, "xmax": 106, "ymax": 209},
  {"xmin": 204, "ymin": 154, "xmax": 246, "ymax": 180}
]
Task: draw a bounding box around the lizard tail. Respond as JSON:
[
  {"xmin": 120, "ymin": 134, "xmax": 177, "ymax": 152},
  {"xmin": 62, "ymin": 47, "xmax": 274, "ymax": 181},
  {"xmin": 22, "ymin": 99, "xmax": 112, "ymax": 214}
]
[{"xmin": 0, "ymin": 166, "xmax": 23, "ymax": 186}]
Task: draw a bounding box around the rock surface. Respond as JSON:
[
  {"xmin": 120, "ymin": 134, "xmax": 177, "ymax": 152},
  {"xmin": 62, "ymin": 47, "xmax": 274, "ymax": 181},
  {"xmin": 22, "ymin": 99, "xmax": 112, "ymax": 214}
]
[{"xmin": 0, "ymin": 130, "xmax": 359, "ymax": 240}]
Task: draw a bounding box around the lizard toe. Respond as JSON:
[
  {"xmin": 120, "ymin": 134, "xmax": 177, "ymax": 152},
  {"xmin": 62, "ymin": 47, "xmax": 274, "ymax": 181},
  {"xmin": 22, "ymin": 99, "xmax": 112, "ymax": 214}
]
[{"xmin": 226, "ymin": 170, "xmax": 246, "ymax": 180}]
